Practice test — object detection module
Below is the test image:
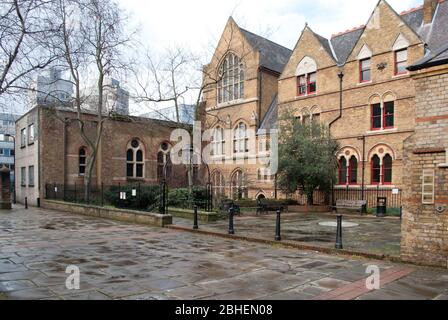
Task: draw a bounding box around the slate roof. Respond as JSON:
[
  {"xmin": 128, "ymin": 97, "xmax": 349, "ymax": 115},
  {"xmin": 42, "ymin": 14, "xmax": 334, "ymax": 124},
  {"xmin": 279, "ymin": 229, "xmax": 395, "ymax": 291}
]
[
  {"xmin": 239, "ymin": 28, "xmax": 292, "ymax": 74},
  {"xmin": 409, "ymin": 42, "xmax": 448, "ymax": 70},
  {"xmin": 330, "ymin": 28, "xmax": 365, "ymax": 65},
  {"xmin": 258, "ymin": 95, "xmax": 278, "ymax": 135},
  {"xmin": 312, "ymin": 1, "xmax": 448, "ymax": 66}
]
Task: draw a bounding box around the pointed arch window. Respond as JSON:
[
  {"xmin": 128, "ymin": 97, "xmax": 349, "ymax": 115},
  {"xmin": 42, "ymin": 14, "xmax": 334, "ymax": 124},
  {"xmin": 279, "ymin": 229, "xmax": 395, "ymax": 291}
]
[
  {"xmin": 383, "ymin": 154, "xmax": 393, "ymax": 184},
  {"xmin": 126, "ymin": 139, "xmax": 145, "ymax": 178},
  {"xmin": 338, "ymin": 158, "xmax": 348, "ymax": 185},
  {"xmin": 217, "ymin": 53, "xmax": 245, "ymax": 104},
  {"xmin": 371, "ymin": 155, "xmax": 381, "ymax": 185},
  {"xmin": 349, "ymin": 156, "xmax": 358, "ymax": 184}
]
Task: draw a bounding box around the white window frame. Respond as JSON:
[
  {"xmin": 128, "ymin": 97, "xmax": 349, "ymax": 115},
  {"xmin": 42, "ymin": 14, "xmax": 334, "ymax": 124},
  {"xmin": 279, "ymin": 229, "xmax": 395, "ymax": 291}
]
[
  {"xmin": 217, "ymin": 53, "xmax": 245, "ymax": 104},
  {"xmin": 233, "ymin": 122, "xmax": 249, "ymax": 154},
  {"xmin": 212, "ymin": 127, "xmax": 225, "ymax": 156}
]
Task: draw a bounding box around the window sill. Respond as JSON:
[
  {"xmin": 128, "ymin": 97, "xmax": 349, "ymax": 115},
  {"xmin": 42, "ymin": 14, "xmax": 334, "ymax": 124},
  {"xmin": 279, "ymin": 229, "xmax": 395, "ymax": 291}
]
[
  {"xmin": 357, "ymin": 81, "xmax": 372, "ymax": 86},
  {"xmin": 366, "ymin": 128, "xmax": 397, "ymax": 135},
  {"xmin": 21, "ymin": 185, "xmax": 26, "ymax": 188},
  {"xmin": 393, "ymin": 73, "xmax": 409, "ymax": 78},
  {"xmin": 439, "ymin": 163, "xmax": 448, "ymax": 168},
  {"xmin": 28, "ymin": 142, "xmax": 34, "ymax": 146},
  {"xmin": 295, "ymin": 93, "xmax": 317, "ymax": 99},
  {"xmin": 126, "ymin": 177, "xmax": 145, "ymax": 181},
  {"xmin": 28, "ymin": 185, "xmax": 35, "ymax": 188}
]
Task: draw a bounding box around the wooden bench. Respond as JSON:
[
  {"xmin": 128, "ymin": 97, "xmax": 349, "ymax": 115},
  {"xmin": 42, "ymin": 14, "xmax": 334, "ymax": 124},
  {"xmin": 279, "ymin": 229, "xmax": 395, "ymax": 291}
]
[
  {"xmin": 256, "ymin": 200, "xmax": 286, "ymax": 215},
  {"xmin": 333, "ymin": 200, "xmax": 367, "ymax": 213}
]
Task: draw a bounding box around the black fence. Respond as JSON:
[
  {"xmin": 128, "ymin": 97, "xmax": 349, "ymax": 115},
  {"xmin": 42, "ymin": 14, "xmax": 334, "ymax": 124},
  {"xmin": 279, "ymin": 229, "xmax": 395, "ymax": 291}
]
[
  {"xmin": 45, "ymin": 181, "xmax": 214, "ymax": 213},
  {"xmin": 332, "ymin": 186, "xmax": 402, "ymax": 209},
  {"xmin": 295, "ymin": 186, "xmax": 402, "ymax": 209}
]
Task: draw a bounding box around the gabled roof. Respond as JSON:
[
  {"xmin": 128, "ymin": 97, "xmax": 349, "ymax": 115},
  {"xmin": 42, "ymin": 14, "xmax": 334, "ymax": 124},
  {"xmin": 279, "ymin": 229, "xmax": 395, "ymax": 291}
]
[
  {"xmin": 330, "ymin": 27, "xmax": 365, "ymax": 65},
  {"xmin": 257, "ymin": 95, "xmax": 278, "ymax": 135},
  {"xmin": 320, "ymin": 0, "xmax": 448, "ymax": 66},
  {"xmin": 239, "ymin": 27, "xmax": 292, "ymax": 74}
]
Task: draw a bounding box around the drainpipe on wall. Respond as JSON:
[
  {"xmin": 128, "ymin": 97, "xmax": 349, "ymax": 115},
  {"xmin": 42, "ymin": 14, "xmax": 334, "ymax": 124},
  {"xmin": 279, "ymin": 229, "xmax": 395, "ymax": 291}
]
[
  {"xmin": 329, "ymin": 71, "xmax": 344, "ymax": 132},
  {"xmin": 257, "ymin": 67, "xmax": 262, "ymax": 128}
]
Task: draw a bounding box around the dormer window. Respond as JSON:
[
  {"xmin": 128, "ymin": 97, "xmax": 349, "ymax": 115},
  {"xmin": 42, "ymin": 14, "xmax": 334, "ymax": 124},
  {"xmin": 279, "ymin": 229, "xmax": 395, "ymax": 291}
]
[{"xmin": 217, "ymin": 53, "xmax": 245, "ymax": 104}]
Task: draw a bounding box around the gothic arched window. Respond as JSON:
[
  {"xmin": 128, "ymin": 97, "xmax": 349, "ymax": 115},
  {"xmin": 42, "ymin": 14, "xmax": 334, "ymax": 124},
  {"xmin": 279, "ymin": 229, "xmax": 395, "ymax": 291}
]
[
  {"xmin": 157, "ymin": 142, "xmax": 171, "ymax": 182},
  {"xmin": 233, "ymin": 122, "xmax": 248, "ymax": 153},
  {"xmin": 126, "ymin": 139, "xmax": 145, "ymax": 178},
  {"xmin": 231, "ymin": 170, "xmax": 247, "ymax": 200},
  {"xmin": 79, "ymin": 147, "xmax": 87, "ymax": 176},
  {"xmin": 217, "ymin": 53, "xmax": 245, "ymax": 104}
]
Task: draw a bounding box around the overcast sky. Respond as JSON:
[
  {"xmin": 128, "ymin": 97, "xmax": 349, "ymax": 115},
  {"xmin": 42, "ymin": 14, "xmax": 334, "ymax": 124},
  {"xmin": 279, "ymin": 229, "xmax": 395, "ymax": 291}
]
[
  {"xmin": 121, "ymin": 0, "xmax": 422, "ymax": 53},
  {"xmin": 119, "ymin": 0, "xmax": 422, "ymax": 114}
]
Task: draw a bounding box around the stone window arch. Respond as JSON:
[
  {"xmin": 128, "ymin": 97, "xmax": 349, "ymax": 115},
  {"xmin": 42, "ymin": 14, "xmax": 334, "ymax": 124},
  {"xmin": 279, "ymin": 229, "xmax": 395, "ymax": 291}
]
[
  {"xmin": 126, "ymin": 139, "xmax": 145, "ymax": 178},
  {"xmin": 369, "ymin": 145, "xmax": 394, "ymax": 185},
  {"xmin": 217, "ymin": 53, "xmax": 245, "ymax": 104}
]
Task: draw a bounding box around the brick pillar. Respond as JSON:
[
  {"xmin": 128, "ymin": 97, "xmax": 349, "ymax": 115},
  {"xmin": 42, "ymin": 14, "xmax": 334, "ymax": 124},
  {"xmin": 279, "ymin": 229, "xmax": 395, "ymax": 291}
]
[{"xmin": 0, "ymin": 166, "xmax": 12, "ymax": 210}]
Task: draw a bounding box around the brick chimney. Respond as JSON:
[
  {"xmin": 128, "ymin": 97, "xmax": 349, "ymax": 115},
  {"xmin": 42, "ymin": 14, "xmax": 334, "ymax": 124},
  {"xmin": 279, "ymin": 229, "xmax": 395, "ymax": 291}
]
[{"xmin": 423, "ymin": 0, "xmax": 438, "ymax": 24}]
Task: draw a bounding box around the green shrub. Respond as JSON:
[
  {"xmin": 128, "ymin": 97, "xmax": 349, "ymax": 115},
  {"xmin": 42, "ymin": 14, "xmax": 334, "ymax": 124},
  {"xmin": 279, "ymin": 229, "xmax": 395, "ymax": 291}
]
[
  {"xmin": 167, "ymin": 187, "xmax": 208, "ymax": 209},
  {"xmin": 104, "ymin": 185, "xmax": 160, "ymax": 210}
]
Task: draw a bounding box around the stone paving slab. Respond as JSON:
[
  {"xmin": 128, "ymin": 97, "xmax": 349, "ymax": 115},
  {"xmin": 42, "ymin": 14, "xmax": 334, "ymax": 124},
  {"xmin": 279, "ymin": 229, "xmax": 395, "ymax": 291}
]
[
  {"xmin": 0, "ymin": 206, "xmax": 447, "ymax": 300},
  {"xmin": 173, "ymin": 212, "xmax": 401, "ymax": 257}
]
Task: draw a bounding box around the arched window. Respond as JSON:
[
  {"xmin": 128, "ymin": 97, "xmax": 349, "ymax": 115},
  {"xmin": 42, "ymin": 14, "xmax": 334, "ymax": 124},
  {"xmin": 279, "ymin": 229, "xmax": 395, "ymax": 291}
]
[
  {"xmin": 217, "ymin": 53, "xmax": 245, "ymax": 104},
  {"xmin": 79, "ymin": 147, "xmax": 87, "ymax": 176},
  {"xmin": 126, "ymin": 139, "xmax": 144, "ymax": 178},
  {"xmin": 212, "ymin": 127, "xmax": 225, "ymax": 156},
  {"xmin": 349, "ymin": 156, "xmax": 358, "ymax": 185},
  {"xmin": 231, "ymin": 170, "xmax": 247, "ymax": 199},
  {"xmin": 211, "ymin": 171, "xmax": 226, "ymax": 199},
  {"xmin": 371, "ymin": 155, "xmax": 381, "ymax": 185},
  {"xmin": 383, "ymin": 154, "xmax": 393, "ymax": 184},
  {"xmin": 338, "ymin": 158, "xmax": 348, "ymax": 185},
  {"xmin": 157, "ymin": 142, "xmax": 171, "ymax": 182},
  {"xmin": 233, "ymin": 122, "xmax": 248, "ymax": 153}
]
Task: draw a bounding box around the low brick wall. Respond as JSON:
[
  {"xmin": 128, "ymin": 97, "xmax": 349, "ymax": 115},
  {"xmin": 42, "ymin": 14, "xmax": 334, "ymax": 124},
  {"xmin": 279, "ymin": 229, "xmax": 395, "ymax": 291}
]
[
  {"xmin": 42, "ymin": 200, "xmax": 172, "ymax": 227},
  {"xmin": 168, "ymin": 207, "xmax": 221, "ymax": 222}
]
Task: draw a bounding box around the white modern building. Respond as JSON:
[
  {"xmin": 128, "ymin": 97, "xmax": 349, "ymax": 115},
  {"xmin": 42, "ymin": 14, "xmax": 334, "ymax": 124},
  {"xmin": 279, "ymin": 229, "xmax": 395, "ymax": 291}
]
[{"xmin": 28, "ymin": 67, "xmax": 74, "ymax": 107}]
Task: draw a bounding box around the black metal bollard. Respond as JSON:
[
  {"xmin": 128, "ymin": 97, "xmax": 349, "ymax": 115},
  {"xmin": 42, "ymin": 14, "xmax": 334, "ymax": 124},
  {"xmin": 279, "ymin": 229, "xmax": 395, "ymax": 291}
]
[
  {"xmin": 275, "ymin": 210, "xmax": 282, "ymax": 241},
  {"xmin": 37, "ymin": 198, "xmax": 40, "ymax": 208},
  {"xmin": 400, "ymin": 206, "xmax": 403, "ymax": 221},
  {"xmin": 335, "ymin": 214, "xmax": 343, "ymax": 249},
  {"xmin": 228, "ymin": 207, "xmax": 235, "ymax": 235},
  {"xmin": 25, "ymin": 197, "xmax": 28, "ymax": 209},
  {"xmin": 193, "ymin": 205, "xmax": 199, "ymax": 230}
]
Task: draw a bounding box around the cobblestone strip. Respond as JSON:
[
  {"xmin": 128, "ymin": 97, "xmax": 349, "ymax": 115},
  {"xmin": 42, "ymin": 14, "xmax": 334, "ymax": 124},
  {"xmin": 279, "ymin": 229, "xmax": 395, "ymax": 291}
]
[{"xmin": 312, "ymin": 267, "xmax": 415, "ymax": 300}]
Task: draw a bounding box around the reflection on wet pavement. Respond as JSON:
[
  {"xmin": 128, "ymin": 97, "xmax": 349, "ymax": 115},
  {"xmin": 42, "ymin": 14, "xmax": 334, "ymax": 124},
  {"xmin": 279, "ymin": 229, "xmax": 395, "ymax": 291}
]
[{"xmin": 0, "ymin": 206, "xmax": 447, "ymax": 300}]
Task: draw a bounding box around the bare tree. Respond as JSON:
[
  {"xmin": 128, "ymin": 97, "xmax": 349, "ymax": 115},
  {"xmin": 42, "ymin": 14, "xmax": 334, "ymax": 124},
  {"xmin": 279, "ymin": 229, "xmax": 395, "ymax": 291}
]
[
  {"xmin": 0, "ymin": 0, "xmax": 58, "ymax": 98},
  {"xmin": 52, "ymin": 0, "xmax": 134, "ymax": 200}
]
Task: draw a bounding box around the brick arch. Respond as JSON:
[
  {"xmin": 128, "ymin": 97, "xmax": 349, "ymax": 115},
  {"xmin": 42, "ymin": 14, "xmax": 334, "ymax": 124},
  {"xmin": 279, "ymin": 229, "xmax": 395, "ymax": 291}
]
[
  {"xmin": 125, "ymin": 137, "xmax": 147, "ymax": 155},
  {"xmin": 368, "ymin": 93, "xmax": 381, "ymax": 105},
  {"xmin": 368, "ymin": 143, "xmax": 396, "ymax": 161},
  {"xmin": 382, "ymin": 91, "xmax": 396, "ymax": 102},
  {"xmin": 337, "ymin": 146, "xmax": 361, "ymax": 161}
]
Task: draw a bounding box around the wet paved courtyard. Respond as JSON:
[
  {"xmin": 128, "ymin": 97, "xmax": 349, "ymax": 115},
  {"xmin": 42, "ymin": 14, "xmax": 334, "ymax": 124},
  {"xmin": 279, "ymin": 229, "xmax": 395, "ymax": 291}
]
[
  {"xmin": 174, "ymin": 212, "xmax": 401, "ymax": 257},
  {"xmin": 0, "ymin": 206, "xmax": 447, "ymax": 300}
]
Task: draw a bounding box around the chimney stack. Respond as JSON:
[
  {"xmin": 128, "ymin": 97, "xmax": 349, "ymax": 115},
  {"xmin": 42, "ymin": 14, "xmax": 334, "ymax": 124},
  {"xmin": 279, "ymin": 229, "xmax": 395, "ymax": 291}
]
[{"xmin": 423, "ymin": 0, "xmax": 438, "ymax": 24}]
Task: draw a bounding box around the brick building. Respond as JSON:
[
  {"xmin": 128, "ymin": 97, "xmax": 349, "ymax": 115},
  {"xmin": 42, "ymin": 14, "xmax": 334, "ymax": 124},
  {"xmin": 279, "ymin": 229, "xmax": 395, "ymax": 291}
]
[
  {"xmin": 15, "ymin": 106, "xmax": 189, "ymax": 206},
  {"xmin": 203, "ymin": 0, "xmax": 448, "ymax": 203},
  {"xmin": 277, "ymin": 0, "xmax": 447, "ymax": 197},
  {"xmin": 401, "ymin": 44, "xmax": 448, "ymax": 268},
  {"xmin": 201, "ymin": 17, "xmax": 291, "ymax": 200}
]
